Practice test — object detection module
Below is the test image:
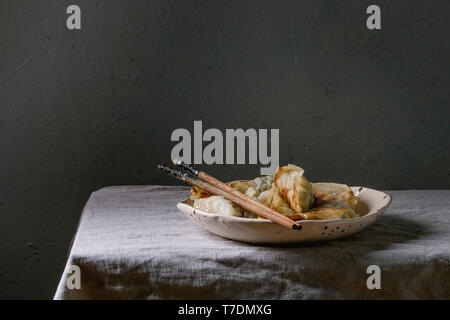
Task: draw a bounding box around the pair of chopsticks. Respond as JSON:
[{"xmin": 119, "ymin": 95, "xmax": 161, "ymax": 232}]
[{"xmin": 157, "ymin": 160, "xmax": 302, "ymax": 231}]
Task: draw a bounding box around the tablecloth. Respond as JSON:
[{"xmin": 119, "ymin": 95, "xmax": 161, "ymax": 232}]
[{"xmin": 54, "ymin": 186, "xmax": 450, "ymax": 299}]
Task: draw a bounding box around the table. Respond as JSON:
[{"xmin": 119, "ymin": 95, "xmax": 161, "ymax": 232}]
[{"xmin": 54, "ymin": 186, "xmax": 450, "ymax": 299}]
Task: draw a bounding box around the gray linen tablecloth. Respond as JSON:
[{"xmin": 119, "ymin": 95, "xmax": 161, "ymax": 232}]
[{"xmin": 54, "ymin": 186, "xmax": 450, "ymax": 299}]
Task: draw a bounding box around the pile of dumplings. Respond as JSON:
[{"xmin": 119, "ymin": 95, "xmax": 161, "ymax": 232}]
[{"xmin": 191, "ymin": 164, "xmax": 359, "ymax": 221}]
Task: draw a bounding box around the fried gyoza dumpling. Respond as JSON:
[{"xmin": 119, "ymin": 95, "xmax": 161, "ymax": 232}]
[
  {"xmin": 303, "ymin": 207, "xmax": 349, "ymax": 220},
  {"xmin": 193, "ymin": 196, "xmax": 243, "ymax": 217},
  {"xmin": 274, "ymin": 164, "xmax": 314, "ymax": 212},
  {"xmin": 312, "ymin": 183, "xmax": 358, "ymax": 208},
  {"xmin": 304, "ymin": 200, "xmax": 358, "ymax": 220},
  {"xmin": 321, "ymin": 200, "xmax": 358, "ymax": 217},
  {"xmin": 257, "ymin": 187, "xmax": 297, "ymax": 216},
  {"xmin": 190, "ymin": 185, "xmax": 211, "ymax": 200},
  {"xmin": 230, "ymin": 175, "xmax": 274, "ymax": 200}
]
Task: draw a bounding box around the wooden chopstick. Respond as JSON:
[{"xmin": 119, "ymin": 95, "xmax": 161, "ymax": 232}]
[{"xmin": 164, "ymin": 162, "xmax": 302, "ymax": 231}]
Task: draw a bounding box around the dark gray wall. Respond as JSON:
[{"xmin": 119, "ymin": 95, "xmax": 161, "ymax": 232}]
[{"xmin": 0, "ymin": 0, "xmax": 449, "ymax": 298}]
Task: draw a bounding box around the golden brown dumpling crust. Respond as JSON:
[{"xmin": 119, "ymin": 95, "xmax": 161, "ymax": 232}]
[
  {"xmin": 190, "ymin": 185, "xmax": 211, "ymax": 200},
  {"xmin": 303, "ymin": 207, "xmax": 348, "ymax": 220},
  {"xmin": 274, "ymin": 164, "xmax": 314, "ymax": 212},
  {"xmin": 304, "ymin": 199, "xmax": 358, "ymax": 220}
]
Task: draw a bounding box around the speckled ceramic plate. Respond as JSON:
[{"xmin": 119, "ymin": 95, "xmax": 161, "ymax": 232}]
[{"xmin": 177, "ymin": 186, "xmax": 392, "ymax": 244}]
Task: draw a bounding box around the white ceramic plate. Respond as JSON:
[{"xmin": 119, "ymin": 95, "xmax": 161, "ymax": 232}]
[{"xmin": 177, "ymin": 186, "xmax": 392, "ymax": 244}]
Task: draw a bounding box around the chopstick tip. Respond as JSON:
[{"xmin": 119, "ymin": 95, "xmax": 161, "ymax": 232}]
[{"xmin": 292, "ymin": 224, "xmax": 302, "ymax": 231}]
